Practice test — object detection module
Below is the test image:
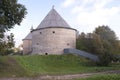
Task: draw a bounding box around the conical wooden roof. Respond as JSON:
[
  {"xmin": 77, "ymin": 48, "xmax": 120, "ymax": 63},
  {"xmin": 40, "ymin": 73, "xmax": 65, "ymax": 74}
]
[{"xmin": 36, "ymin": 7, "xmax": 71, "ymax": 29}]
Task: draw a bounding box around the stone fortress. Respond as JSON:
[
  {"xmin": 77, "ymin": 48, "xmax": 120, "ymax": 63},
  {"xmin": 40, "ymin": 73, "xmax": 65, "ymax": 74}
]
[{"xmin": 23, "ymin": 7, "xmax": 77, "ymax": 55}]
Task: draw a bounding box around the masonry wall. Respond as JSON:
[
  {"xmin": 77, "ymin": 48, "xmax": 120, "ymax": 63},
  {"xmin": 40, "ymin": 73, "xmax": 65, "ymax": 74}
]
[
  {"xmin": 23, "ymin": 40, "xmax": 32, "ymax": 54},
  {"xmin": 32, "ymin": 28, "xmax": 76, "ymax": 55}
]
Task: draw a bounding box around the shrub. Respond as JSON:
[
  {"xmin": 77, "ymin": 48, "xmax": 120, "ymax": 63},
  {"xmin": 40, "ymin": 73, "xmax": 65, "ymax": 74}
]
[{"xmin": 97, "ymin": 52, "xmax": 112, "ymax": 66}]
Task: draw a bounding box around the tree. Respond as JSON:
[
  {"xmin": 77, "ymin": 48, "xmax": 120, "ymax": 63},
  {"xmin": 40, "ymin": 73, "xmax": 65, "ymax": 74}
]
[
  {"xmin": 76, "ymin": 32, "xmax": 87, "ymax": 51},
  {"xmin": 94, "ymin": 25, "xmax": 117, "ymax": 41},
  {"xmin": 0, "ymin": 0, "xmax": 27, "ymax": 36},
  {"xmin": 76, "ymin": 32, "xmax": 103, "ymax": 55},
  {"xmin": 94, "ymin": 25, "xmax": 120, "ymax": 65},
  {"xmin": 77, "ymin": 25, "xmax": 120, "ymax": 66},
  {"xmin": 0, "ymin": 33, "xmax": 15, "ymax": 55},
  {"xmin": 94, "ymin": 25, "xmax": 120, "ymax": 54},
  {"xmin": 0, "ymin": 0, "xmax": 27, "ymax": 55}
]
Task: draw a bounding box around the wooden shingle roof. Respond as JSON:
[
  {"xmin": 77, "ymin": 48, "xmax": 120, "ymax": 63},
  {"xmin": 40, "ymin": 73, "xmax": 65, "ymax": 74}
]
[{"xmin": 36, "ymin": 7, "xmax": 71, "ymax": 29}]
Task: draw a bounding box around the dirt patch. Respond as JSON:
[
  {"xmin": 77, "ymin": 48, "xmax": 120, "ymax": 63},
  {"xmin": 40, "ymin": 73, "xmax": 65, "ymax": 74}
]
[
  {"xmin": 0, "ymin": 56, "xmax": 27, "ymax": 77},
  {"xmin": 1, "ymin": 70, "xmax": 120, "ymax": 80},
  {"xmin": 6, "ymin": 57, "xmax": 17, "ymax": 65}
]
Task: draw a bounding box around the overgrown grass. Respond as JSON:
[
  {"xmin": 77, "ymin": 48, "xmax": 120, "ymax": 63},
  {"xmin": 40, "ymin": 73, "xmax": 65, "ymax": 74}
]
[
  {"xmin": 0, "ymin": 56, "xmax": 28, "ymax": 77},
  {"xmin": 0, "ymin": 54, "xmax": 120, "ymax": 77},
  {"xmin": 15, "ymin": 54, "xmax": 120, "ymax": 76},
  {"xmin": 75, "ymin": 74, "xmax": 120, "ymax": 80},
  {"xmin": 15, "ymin": 54, "xmax": 90, "ymax": 75}
]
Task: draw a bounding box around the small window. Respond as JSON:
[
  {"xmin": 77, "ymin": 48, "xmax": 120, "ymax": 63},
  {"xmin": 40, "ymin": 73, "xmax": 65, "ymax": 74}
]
[
  {"xmin": 36, "ymin": 43, "xmax": 39, "ymax": 45},
  {"xmin": 40, "ymin": 32, "xmax": 42, "ymax": 34},
  {"xmin": 52, "ymin": 31, "xmax": 55, "ymax": 33},
  {"xmin": 67, "ymin": 43, "xmax": 70, "ymax": 46}
]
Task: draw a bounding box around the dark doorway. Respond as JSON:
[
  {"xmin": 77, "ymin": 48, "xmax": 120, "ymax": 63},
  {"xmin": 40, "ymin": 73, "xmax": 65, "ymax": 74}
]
[{"xmin": 45, "ymin": 53, "xmax": 48, "ymax": 55}]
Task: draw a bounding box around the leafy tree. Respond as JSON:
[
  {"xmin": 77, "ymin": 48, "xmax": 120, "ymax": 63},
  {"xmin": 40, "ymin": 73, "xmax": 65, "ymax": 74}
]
[
  {"xmin": 94, "ymin": 25, "xmax": 120, "ymax": 54},
  {"xmin": 76, "ymin": 32, "xmax": 87, "ymax": 51},
  {"xmin": 94, "ymin": 25, "xmax": 120, "ymax": 65},
  {"xmin": 0, "ymin": 0, "xmax": 27, "ymax": 55},
  {"xmin": 0, "ymin": 33, "xmax": 15, "ymax": 55},
  {"xmin": 77, "ymin": 25, "xmax": 120, "ymax": 66},
  {"xmin": 0, "ymin": 0, "xmax": 27, "ymax": 34},
  {"xmin": 98, "ymin": 52, "xmax": 113, "ymax": 66},
  {"xmin": 76, "ymin": 32, "xmax": 103, "ymax": 55},
  {"xmin": 94, "ymin": 25, "xmax": 117, "ymax": 41}
]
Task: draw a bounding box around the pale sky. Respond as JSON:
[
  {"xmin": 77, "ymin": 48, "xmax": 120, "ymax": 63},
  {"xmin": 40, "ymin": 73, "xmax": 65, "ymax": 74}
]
[{"xmin": 9, "ymin": 0, "xmax": 120, "ymax": 47}]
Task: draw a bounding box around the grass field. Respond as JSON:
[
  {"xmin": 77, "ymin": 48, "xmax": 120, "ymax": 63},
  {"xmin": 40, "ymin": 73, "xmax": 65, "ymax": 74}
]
[
  {"xmin": 0, "ymin": 56, "xmax": 28, "ymax": 77},
  {"xmin": 0, "ymin": 54, "xmax": 120, "ymax": 77}
]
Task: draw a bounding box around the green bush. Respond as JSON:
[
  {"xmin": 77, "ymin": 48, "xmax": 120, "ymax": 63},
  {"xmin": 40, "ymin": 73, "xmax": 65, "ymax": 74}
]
[{"xmin": 97, "ymin": 52, "xmax": 112, "ymax": 66}]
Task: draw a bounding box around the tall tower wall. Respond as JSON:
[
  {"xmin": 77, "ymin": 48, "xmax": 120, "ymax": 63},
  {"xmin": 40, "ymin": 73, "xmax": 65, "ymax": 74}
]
[{"xmin": 32, "ymin": 27, "xmax": 76, "ymax": 55}]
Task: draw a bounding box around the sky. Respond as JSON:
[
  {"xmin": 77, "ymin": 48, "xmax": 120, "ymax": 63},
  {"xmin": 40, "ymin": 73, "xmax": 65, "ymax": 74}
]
[{"xmin": 9, "ymin": 0, "xmax": 120, "ymax": 47}]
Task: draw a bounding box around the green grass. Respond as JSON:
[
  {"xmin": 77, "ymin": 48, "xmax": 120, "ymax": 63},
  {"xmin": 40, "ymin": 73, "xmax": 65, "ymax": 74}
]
[
  {"xmin": 0, "ymin": 56, "xmax": 28, "ymax": 77},
  {"xmin": 74, "ymin": 74, "xmax": 120, "ymax": 80},
  {"xmin": 0, "ymin": 54, "xmax": 120, "ymax": 77},
  {"xmin": 15, "ymin": 54, "xmax": 90, "ymax": 75},
  {"xmin": 15, "ymin": 54, "xmax": 120, "ymax": 75}
]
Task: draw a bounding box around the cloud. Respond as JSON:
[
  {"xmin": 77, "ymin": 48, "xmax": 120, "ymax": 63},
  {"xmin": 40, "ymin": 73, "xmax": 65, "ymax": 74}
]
[
  {"xmin": 76, "ymin": 10, "xmax": 109, "ymax": 27},
  {"xmin": 62, "ymin": 0, "xmax": 75, "ymax": 8},
  {"xmin": 71, "ymin": 6, "xmax": 84, "ymax": 14},
  {"xmin": 93, "ymin": 0, "xmax": 113, "ymax": 9},
  {"xmin": 70, "ymin": 0, "xmax": 120, "ymax": 33}
]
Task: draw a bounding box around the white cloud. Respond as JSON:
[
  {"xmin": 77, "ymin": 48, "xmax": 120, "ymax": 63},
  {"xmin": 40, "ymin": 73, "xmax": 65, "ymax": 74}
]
[
  {"xmin": 69, "ymin": 0, "xmax": 120, "ymax": 33},
  {"xmin": 76, "ymin": 7, "xmax": 120, "ymax": 26},
  {"xmin": 109, "ymin": 7, "xmax": 120, "ymax": 16},
  {"xmin": 76, "ymin": 11, "xmax": 109, "ymax": 27},
  {"xmin": 71, "ymin": 6, "xmax": 84, "ymax": 14},
  {"xmin": 93, "ymin": 0, "xmax": 113, "ymax": 9},
  {"xmin": 82, "ymin": 0, "xmax": 94, "ymax": 5},
  {"xmin": 62, "ymin": 0, "xmax": 75, "ymax": 8}
]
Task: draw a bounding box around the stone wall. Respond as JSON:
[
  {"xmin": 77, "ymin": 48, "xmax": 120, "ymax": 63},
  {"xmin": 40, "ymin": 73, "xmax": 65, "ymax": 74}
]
[
  {"xmin": 23, "ymin": 40, "xmax": 32, "ymax": 54},
  {"xmin": 64, "ymin": 48, "xmax": 99, "ymax": 61},
  {"xmin": 32, "ymin": 27, "xmax": 76, "ymax": 55}
]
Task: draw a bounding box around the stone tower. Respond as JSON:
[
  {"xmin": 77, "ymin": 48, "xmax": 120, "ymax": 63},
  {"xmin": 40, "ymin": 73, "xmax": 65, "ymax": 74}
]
[
  {"xmin": 23, "ymin": 7, "xmax": 77, "ymax": 55},
  {"xmin": 23, "ymin": 33, "xmax": 32, "ymax": 54}
]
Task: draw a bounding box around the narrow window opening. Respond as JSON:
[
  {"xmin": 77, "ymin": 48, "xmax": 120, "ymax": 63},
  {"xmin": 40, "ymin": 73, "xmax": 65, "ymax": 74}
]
[
  {"xmin": 36, "ymin": 43, "xmax": 39, "ymax": 45},
  {"xmin": 40, "ymin": 32, "xmax": 42, "ymax": 34},
  {"xmin": 67, "ymin": 43, "xmax": 70, "ymax": 46},
  {"xmin": 53, "ymin": 31, "xmax": 55, "ymax": 33}
]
